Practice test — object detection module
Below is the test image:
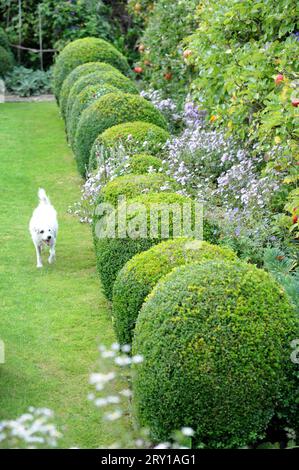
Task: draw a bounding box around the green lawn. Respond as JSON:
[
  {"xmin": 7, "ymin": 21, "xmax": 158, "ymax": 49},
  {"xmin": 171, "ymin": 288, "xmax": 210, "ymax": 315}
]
[{"xmin": 0, "ymin": 102, "xmax": 130, "ymax": 448}]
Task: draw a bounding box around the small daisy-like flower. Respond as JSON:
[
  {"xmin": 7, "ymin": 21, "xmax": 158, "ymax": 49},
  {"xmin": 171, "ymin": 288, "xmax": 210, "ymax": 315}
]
[{"xmin": 181, "ymin": 426, "xmax": 194, "ymax": 437}]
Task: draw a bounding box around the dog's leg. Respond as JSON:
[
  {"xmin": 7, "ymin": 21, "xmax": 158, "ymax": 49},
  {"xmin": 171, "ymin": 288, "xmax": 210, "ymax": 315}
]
[
  {"xmin": 48, "ymin": 242, "xmax": 56, "ymax": 264},
  {"xmin": 35, "ymin": 243, "xmax": 43, "ymax": 268}
]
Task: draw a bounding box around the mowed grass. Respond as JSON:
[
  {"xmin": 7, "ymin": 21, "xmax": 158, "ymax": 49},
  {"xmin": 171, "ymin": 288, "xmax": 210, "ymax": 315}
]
[{"xmin": 0, "ymin": 102, "xmax": 131, "ymax": 448}]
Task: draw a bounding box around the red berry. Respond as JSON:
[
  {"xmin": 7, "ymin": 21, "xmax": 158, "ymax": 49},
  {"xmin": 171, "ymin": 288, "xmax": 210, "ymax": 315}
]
[
  {"xmin": 164, "ymin": 72, "xmax": 172, "ymax": 81},
  {"xmin": 275, "ymin": 74, "xmax": 284, "ymax": 85},
  {"xmin": 183, "ymin": 49, "xmax": 192, "ymax": 59},
  {"xmin": 291, "ymin": 98, "xmax": 299, "ymax": 107},
  {"xmin": 134, "ymin": 66, "xmax": 143, "ymax": 74},
  {"xmin": 292, "ymin": 214, "xmax": 298, "ymax": 224}
]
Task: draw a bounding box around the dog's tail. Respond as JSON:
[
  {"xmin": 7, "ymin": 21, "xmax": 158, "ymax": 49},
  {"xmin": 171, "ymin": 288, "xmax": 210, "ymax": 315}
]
[{"xmin": 38, "ymin": 188, "xmax": 50, "ymax": 205}]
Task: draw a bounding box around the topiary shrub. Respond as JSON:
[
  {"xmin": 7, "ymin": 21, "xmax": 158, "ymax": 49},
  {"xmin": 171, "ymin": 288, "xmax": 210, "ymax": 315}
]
[
  {"xmin": 92, "ymin": 121, "xmax": 170, "ymax": 161},
  {"xmin": 93, "ymin": 192, "xmax": 199, "ymax": 300},
  {"xmin": 99, "ymin": 173, "xmax": 175, "ymax": 207},
  {"xmin": 59, "ymin": 61, "xmax": 121, "ymax": 119},
  {"xmin": 52, "ymin": 37, "xmax": 131, "ymax": 101},
  {"xmin": 127, "ymin": 154, "xmax": 164, "ymax": 175},
  {"xmin": 65, "ymin": 71, "xmax": 139, "ymax": 125},
  {"xmin": 0, "ymin": 46, "xmax": 14, "ymax": 77},
  {"xmin": 132, "ymin": 260, "xmax": 298, "ymax": 447},
  {"xmin": 89, "ymin": 122, "xmax": 169, "ymax": 171},
  {"xmin": 75, "ymin": 93, "xmax": 168, "ymax": 177},
  {"xmin": 66, "ymin": 84, "xmax": 120, "ymax": 148},
  {"xmin": 113, "ymin": 239, "xmax": 237, "ymax": 345},
  {"xmin": 0, "ymin": 27, "xmax": 10, "ymax": 51}
]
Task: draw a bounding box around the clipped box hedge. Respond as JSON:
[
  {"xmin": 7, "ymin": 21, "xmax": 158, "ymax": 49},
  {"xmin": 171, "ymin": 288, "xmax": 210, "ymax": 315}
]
[
  {"xmin": 99, "ymin": 173, "xmax": 175, "ymax": 207},
  {"xmin": 126, "ymin": 154, "xmax": 163, "ymax": 175},
  {"xmin": 93, "ymin": 120, "xmax": 170, "ymax": 158},
  {"xmin": 65, "ymin": 71, "xmax": 139, "ymax": 128},
  {"xmin": 67, "ymin": 83, "xmax": 120, "ymax": 148},
  {"xmin": 93, "ymin": 192, "xmax": 198, "ymax": 300},
  {"xmin": 59, "ymin": 61, "xmax": 120, "ymax": 119},
  {"xmin": 89, "ymin": 121, "xmax": 169, "ymax": 171},
  {"xmin": 132, "ymin": 260, "xmax": 298, "ymax": 447},
  {"xmin": 52, "ymin": 37, "xmax": 131, "ymax": 100},
  {"xmin": 75, "ymin": 93, "xmax": 168, "ymax": 177},
  {"xmin": 113, "ymin": 239, "xmax": 237, "ymax": 345}
]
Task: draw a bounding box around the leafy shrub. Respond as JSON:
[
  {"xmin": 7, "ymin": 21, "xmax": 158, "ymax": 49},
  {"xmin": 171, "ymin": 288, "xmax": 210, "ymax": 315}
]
[
  {"xmin": 59, "ymin": 61, "xmax": 121, "ymax": 119},
  {"xmin": 65, "ymin": 71, "xmax": 139, "ymax": 126},
  {"xmin": 67, "ymin": 84, "xmax": 120, "ymax": 147},
  {"xmin": 52, "ymin": 37, "xmax": 130, "ymax": 100},
  {"xmin": 91, "ymin": 121, "xmax": 170, "ymax": 163},
  {"xmin": 0, "ymin": 45, "xmax": 14, "ymax": 77},
  {"xmin": 75, "ymin": 92, "xmax": 168, "ymax": 177},
  {"xmin": 99, "ymin": 173, "xmax": 174, "ymax": 207},
  {"xmin": 0, "ymin": 27, "xmax": 10, "ymax": 50},
  {"xmin": 113, "ymin": 239, "xmax": 236, "ymax": 345},
  {"xmin": 137, "ymin": 0, "xmax": 197, "ymax": 100},
  {"xmin": 186, "ymin": 1, "xmax": 299, "ymax": 156},
  {"xmin": 126, "ymin": 153, "xmax": 163, "ymax": 174},
  {"xmin": 132, "ymin": 260, "xmax": 298, "ymax": 447},
  {"xmin": 93, "ymin": 192, "xmax": 196, "ymax": 300},
  {"xmin": 4, "ymin": 66, "xmax": 52, "ymax": 97}
]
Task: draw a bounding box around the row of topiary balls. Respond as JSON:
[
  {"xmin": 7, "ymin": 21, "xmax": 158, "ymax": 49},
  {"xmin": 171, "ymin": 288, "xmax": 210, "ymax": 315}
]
[{"xmin": 53, "ymin": 37, "xmax": 298, "ymax": 448}]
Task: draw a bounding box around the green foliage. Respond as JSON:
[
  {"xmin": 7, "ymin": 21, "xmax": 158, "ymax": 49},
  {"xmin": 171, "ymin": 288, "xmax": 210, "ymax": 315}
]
[
  {"xmin": 93, "ymin": 192, "xmax": 195, "ymax": 300},
  {"xmin": 99, "ymin": 173, "xmax": 174, "ymax": 207},
  {"xmin": 0, "ymin": 45, "xmax": 14, "ymax": 77},
  {"xmin": 127, "ymin": 153, "xmax": 163, "ymax": 174},
  {"xmin": 0, "ymin": 1, "xmax": 113, "ymax": 69},
  {"xmin": 186, "ymin": 0, "xmax": 299, "ymax": 154},
  {"xmin": 65, "ymin": 71, "xmax": 138, "ymax": 126},
  {"xmin": 90, "ymin": 121, "xmax": 170, "ymax": 167},
  {"xmin": 284, "ymin": 187, "xmax": 299, "ymax": 239},
  {"xmin": 52, "ymin": 37, "xmax": 130, "ymax": 100},
  {"xmin": 59, "ymin": 61, "xmax": 121, "ymax": 119},
  {"xmin": 113, "ymin": 239, "xmax": 237, "ymax": 345},
  {"xmin": 74, "ymin": 92, "xmax": 168, "ymax": 177},
  {"xmin": 263, "ymin": 246, "xmax": 299, "ymax": 313},
  {"xmin": 132, "ymin": 260, "xmax": 298, "ymax": 447},
  {"xmin": 137, "ymin": 0, "xmax": 197, "ymax": 100},
  {"xmin": 4, "ymin": 66, "xmax": 52, "ymax": 97},
  {"xmin": 0, "ymin": 26, "xmax": 10, "ymax": 50},
  {"xmin": 67, "ymin": 84, "xmax": 120, "ymax": 148},
  {"xmin": 38, "ymin": 0, "xmax": 112, "ymax": 51}
]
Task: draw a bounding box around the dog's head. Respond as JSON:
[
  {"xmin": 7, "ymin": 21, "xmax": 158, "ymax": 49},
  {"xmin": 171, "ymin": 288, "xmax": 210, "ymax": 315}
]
[{"xmin": 34, "ymin": 226, "xmax": 55, "ymax": 245}]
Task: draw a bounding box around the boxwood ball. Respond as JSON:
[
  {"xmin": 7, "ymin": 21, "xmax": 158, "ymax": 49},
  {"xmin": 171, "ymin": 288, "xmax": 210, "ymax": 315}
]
[{"xmin": 132, "ymin": 260, "xmax": 298, "ymax": 447}]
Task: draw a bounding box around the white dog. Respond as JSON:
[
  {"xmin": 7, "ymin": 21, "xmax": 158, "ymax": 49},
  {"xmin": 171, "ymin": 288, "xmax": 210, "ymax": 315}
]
[{"xmin": 29, "ymin": 188, "xmax": 58, "ymax": 268}]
